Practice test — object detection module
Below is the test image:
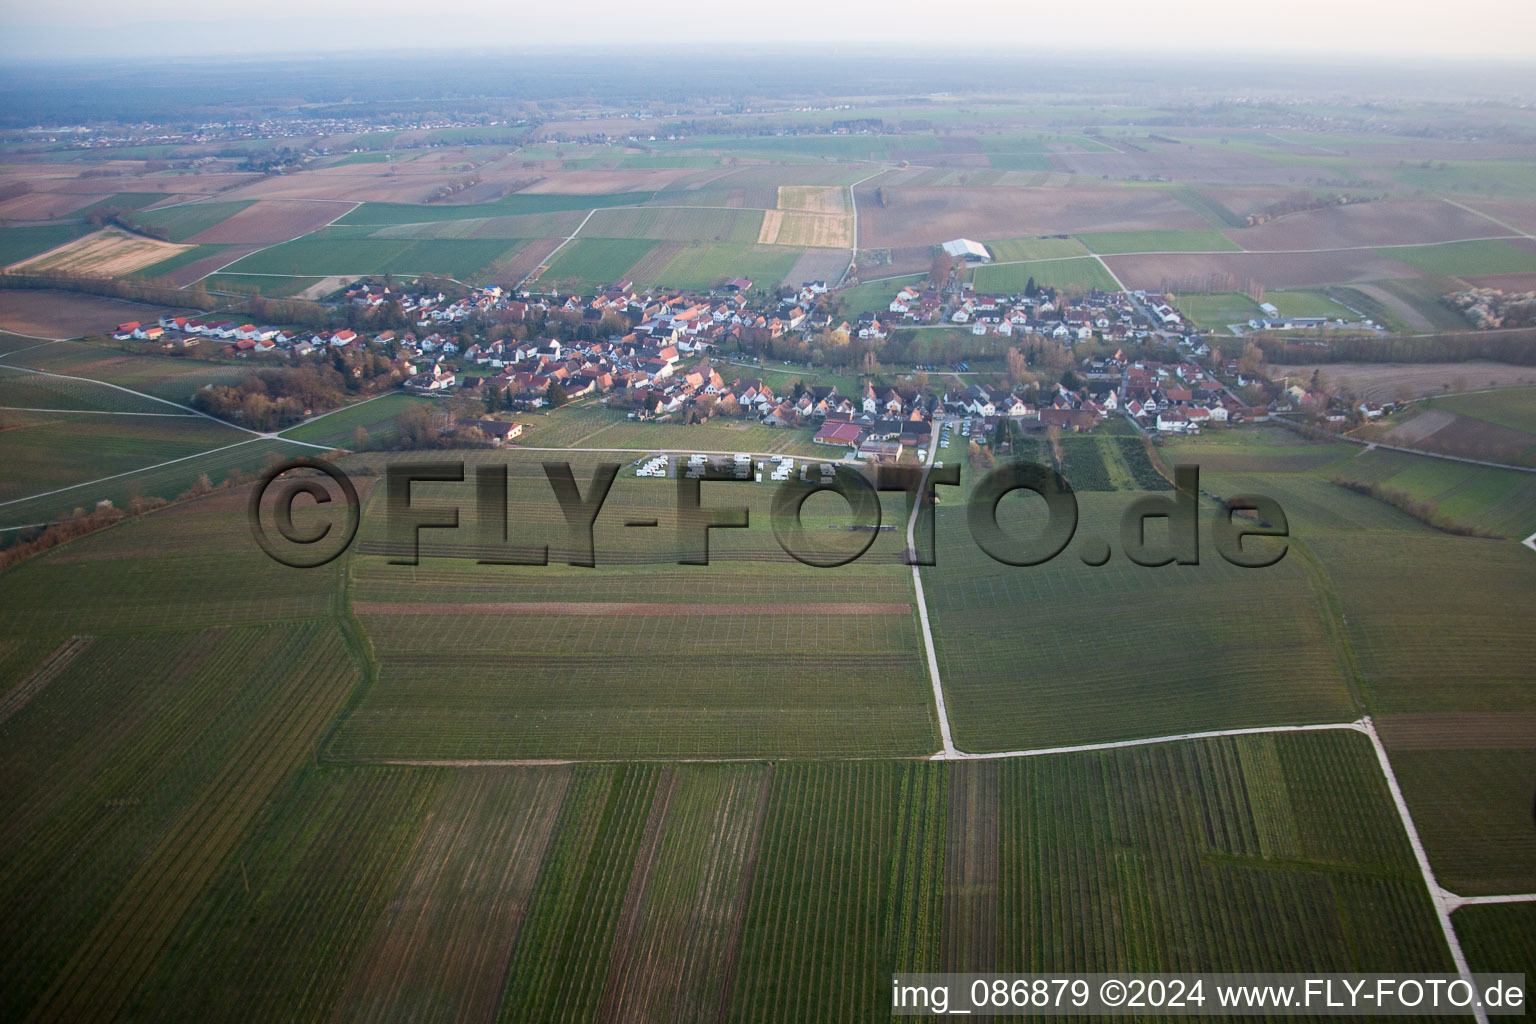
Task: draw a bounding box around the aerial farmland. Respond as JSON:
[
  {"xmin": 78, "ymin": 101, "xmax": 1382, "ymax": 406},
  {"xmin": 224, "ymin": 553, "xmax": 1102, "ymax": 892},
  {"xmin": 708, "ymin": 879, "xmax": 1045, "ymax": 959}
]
[{"xmin": 0, "ymin": 44, "xmax": 1534, "ymax": 1023}]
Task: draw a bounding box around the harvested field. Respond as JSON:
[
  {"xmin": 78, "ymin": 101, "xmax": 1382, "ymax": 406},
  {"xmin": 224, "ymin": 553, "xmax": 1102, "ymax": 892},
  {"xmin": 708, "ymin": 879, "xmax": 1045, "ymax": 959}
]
[
  {"xmin": 297, "ymin": 275, "xmax": 354, "ymax": 300},
  {"xmin": 756, "ymin": 210, "xmax": 850, "ymax": 248},
  {"xmin": 351, "ymin": 602, "xmax": 910, "ymax": 616},
  {"xmin": 867, "ymin": 244, "xmax": 941, "ymax": 277},
  {"xmin": 854, "ymin": 187, "xmax": 1208, "ymax": 249},
  {"xmin": 1268, "ymin": 362, "xmax": 1536, "ymax": 402},
  {"xmin": 1226, "ymin": 200, "xmax": 1496, "ymax": 251},
  {"xmin": 185, "ymin": 199, "xmax": 355, "ymax": 244},
  {"xmin": 783, "ymin": 248, "xmax": 850, "ymax": 287},
  {"xmin": 1104, "ymin": 249, "xmax": 1423, "ymax": 291},
  {"xmin": 0, "ymin": 290, "xmax": 196, "ymax": 339},
  {"xmin": 776, "ymin": 186, "xmax": 850, "ymax": 216},
  {"xmin": 7, "ymin": 227, "xmax": 192, "ymax": 277},
  {"xmin": 1377, "ymin": 713, "xmax": 1536, "ymax": 750}
]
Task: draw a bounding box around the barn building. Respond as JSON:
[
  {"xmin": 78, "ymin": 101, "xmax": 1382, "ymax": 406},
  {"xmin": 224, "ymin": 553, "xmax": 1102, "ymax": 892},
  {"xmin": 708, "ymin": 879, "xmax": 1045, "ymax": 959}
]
[{"xmin": 941, "ymin": 238, "xmax": 992, "ymax": 263}]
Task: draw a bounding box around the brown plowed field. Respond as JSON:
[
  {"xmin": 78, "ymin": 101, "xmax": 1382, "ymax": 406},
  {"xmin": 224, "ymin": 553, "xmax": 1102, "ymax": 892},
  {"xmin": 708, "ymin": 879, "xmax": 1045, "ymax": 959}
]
[
  {"xmin": 0, "ymin": 191, "xmax": 111, "ymax": 220},
  {"xmin": 855, "ymin": 186, "xmax": 1208, "ymax": 249},
  {"xmin": 1104, "ymin": 249, "xmax": 1423, "ymax": 291},
  {"xmin": 1268, "ymin": 362, "xmax": 1536, "ymax": 402},
  {"xmin": 783, "ymin": 248, "xmax": 851, "ymax": 287},
  {"xmin": 186, "ymin": 200, "xmax": 354, "ymax": 244},
  {"xmin": 1378, "ymin": 713, "xmax": 1536, "ymax": 749},
  {"xmin": 354, "ymin": 601, "xmax": 911, "ymax": 616},
  {"xmin": 156, "ymin": 245, "xmax": 261, "ymax": 287},
  {"xmin": 1464, "ymin": 200, "xmax": 1536, "ymax": 235},
  {"xmin": 0, "ymin": 290, "xmax": 197, "ymax": 338},
  {"xmin": 493, "ymin": 238, "xmax": 563, "ymax": 285},
  {"xmin": 1464, "ymin": 272, "xmax": 1536, "ymax": 291},
  {"xmin": 1226, "ymin": 200, "xmax": 1497, "ymax": 250},
  {"xmin": 220, "ymin": 168, "xmax": 448, "ymax": 203},
  {"xmin": 1047, "ymin": 144, "xmax": 1298, "ymax": 184},
  {"xmin": 516, "ymin": 167, "xmax": 725, "ymax": 194}
]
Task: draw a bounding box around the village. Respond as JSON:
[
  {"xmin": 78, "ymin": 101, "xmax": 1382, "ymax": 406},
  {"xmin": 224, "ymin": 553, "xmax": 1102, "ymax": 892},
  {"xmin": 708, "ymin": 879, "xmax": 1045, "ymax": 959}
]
[{"xmin": 107, "ymin": 262, "xmax": 1386, "ymax": 466}]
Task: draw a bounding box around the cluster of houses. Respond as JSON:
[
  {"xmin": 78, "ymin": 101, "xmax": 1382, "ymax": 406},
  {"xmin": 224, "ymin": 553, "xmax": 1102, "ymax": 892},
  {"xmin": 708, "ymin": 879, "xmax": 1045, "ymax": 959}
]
[
  {"xmin": 105, "ymin": 268, "xmax": 1310, "ymax": 453},
  {"xmin": 343, "ymin": 282, "xmax": 528, "ymax": 326},
  {"xmin": 880, "ymin": 282, "xmax": 1181, "ymax": 344},
  {"xmin": 116, "ymin": 316, "xmax": 388, "ymax": 361},
  {"xmin": 1121, "ymin": 358, "xmax": 1272, "ymax": 433}
]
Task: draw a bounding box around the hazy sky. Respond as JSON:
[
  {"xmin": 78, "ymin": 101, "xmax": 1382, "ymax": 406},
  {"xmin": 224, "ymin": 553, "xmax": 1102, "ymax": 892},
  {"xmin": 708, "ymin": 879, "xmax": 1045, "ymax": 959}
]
[{"xmin": 3, "ymin": 0, "xmax": 1535, "ymax": 60}]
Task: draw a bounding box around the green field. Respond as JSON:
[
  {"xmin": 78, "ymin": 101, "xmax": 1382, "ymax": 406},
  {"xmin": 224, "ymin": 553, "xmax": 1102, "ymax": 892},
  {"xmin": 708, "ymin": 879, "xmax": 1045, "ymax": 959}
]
[
  {"xmin": 330, "ymin": 151, "xmax": 393, "ymax": 165},
  {"xmin": 320, "ymin": 450, "xmax": 936, "ymax": 760},
  {"xmin": 7, "ymin": 87, "xmax": 1536, "ymax": 1019},
  {"xmin": 834, "ymin": 274, "xmax": 921, "ymax": 316},
  {"xmin": 1455, "ymin": 903, "xmax": 1536, "ymax": 976},
  {"xmin": 0, "ymin": 224, "xmax": 91, "ymax": 266},
  {"xmin": 3, "ymin": 318, "xmax": 1528, "ymax": 1023},
  {"xmin": 0, "ymin": 436, "xmax": 303, "ymax": 531},
  {"xmin": 1328, "ymin": 444, "xmax": 1536, "ymax": 536},
  {"xmin": 582, "ymin": 205, "xmax": 764, "ymax": 243},
  {"xmin": 971, "ymin": 256, "xmax": 1120, "ymax": 293},
  {"xmin": 656, "ymin": 242, "xmax": 803, "ymax": 291},
  {"xmin": 1173, "ymin": 290, "xmax": 1266, "ymax": 330},
  {"xmin": 367, "ymin": 209, "xmax": 584, "ymax": 239},
  {"xmin": 1380, "ymin": 238, "xmax": 1536, "ymax": 276},
  {"xmin": 279, "ymin": 392, "xmax": 438, "ymax": 447},
  {"xmin": 982, "ymin": 236, "xmax": 1092, "ymax": 262},
  {"xmin": 1433, "ymin": 385, "xmax": 1536, "ymax": 435},
  {"xmin": 538, "ymin": 237, "xmax": 658, "ymax": 288},
  {"xmin": 1075, "ymin": 229, "xmax": 1240, "ymax": 254},
  {"xmin": 926, "ymin": 483, "xmax": 1359, "ymax": 752},
  {"xmin": 0, "ymin": 340, "xmax": 252, "ymax": 405},
  {"xmin": 513, "ymin": 402, "xmax": 823, "ymax": 454},
  {"xmin": 1392, "ymin": 160, "xmax": 1536, "ymax": 197},
  {"xmin": 1263, "ymin": 289, "xmax": 1357, "ymax": 319},
  {"xmin": 337, "ymin": 192, "xmax": 651, "ymax": 227},
  {"xmin": 134, "ymin": 201, "xmax": 256, "ymax": 242},
  {"xmin": 224, "ymin": 235, "xmax": 527, "ymax": 280},
  {"xmin": 0, "ymin": 409, "xmax": 246, "ymax": 504}
]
